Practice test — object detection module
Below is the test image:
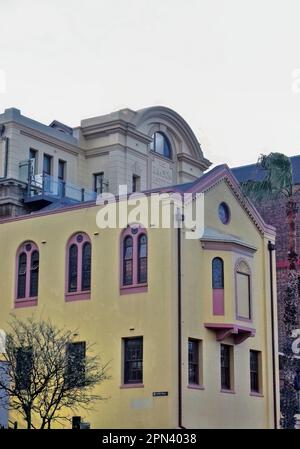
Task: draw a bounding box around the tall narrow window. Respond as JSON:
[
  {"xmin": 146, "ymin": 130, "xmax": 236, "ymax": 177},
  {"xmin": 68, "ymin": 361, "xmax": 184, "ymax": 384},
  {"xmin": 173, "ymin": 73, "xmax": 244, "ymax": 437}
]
[
  {"xmin": 236, "ymin": 260, "xmax": 251, "ymax": 320},
  {"xmin": 120, "ymin": 225, "xmax": 148, "ymax": 293},
  {"xmin": 212, "ymin": 257, "xmax": 224, "ymax": 315},
  {"xmin": 43, "ymin": 154, "xmax": 52, "ymax": 175},
  {"xmin": 17, "ymin": 253, "xmax": 27, "ymax": 299},
  {"xmin": 221, "ymin": 344, "xmax": 232, "ymax": 391},
  {"xmin": 16, "ymin": 242, "xmax": 39, "ymax": 306},
  {"xmin": 29, "ymin": 149, "xmax": 38, "ymax": 175},
  {"xmin": 16, "ymin": 348, "xmax": 33, "ymax": 390},
  {"xmin": 250, "ymin": 350, "xmax": 261, "ymax": 394},
  {"xmin": 58, "ymin": 159, "xmax": 66, "ymax": 181},
  {"xmin": 66, "ymin": 342, "xmax": 86, "ymax": 388},
  {"xmin": 66, "ymin": 233, "xmax": 91, "ymax": 301},
  {"xmin": 94, "ymin": 172, "xmax": 104, "ymax": 195},
  {"xmin": 138, "ymin": 234, "xmax": 147, "ymax": 284},
  {"xmin": 188, "ymin": 339, "xmax": 203, "ymax": 386},
  {"xmin": 124, "ymin": 337, "xmax": 143, "ymax": 385},
  {"xmin": 68, "ymin": 244, "xmax": 78, "ymax": 293},
  {"xmin": 123, "ymin": 237, "xmax": 133, "ymax": 286},
  {"xmin": 132, "ymin": 175, "xmax": 141, "ymax": 193},
  {"xmin": 81, "ymin": 242, "xmax": 91, "ymax": 291},
  {"xmin": 29, "ymin": 250, "xmax": 39, "ymax": 298}
]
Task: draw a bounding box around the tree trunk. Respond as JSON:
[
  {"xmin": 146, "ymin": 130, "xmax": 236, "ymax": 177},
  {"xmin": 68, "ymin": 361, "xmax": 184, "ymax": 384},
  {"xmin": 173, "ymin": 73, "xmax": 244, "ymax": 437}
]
[{"xmin": 281, "ymin": 199, "xmax": 299, "ymax": 428}]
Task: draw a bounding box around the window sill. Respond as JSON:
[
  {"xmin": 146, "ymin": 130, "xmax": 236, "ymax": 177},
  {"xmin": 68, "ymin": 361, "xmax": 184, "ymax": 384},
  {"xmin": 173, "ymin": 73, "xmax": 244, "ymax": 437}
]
[
  {"xmin": 120, "ymin": 284, "xmax": 148, "ymax": 295},
  {"xmin": 120, "ymin": 383, "xmax": 144, "ymax": 389},
  {"xmin": 15, "ymin": 297, "xmax": 38, "ymax": 308},
  {"xmin": 250, "ymin": 392, "xmax": 264, "ymax": 397},
  {"xmin": 187, "ymin": 384, "xmax": 205, "ymax": 390},
  {"xmin": 220, "ymin": 389, "xmax": 235, "ymax": 394},
  {"xmin": 65, "ymin": 291, "xmax": 91, "ymax": 302}
]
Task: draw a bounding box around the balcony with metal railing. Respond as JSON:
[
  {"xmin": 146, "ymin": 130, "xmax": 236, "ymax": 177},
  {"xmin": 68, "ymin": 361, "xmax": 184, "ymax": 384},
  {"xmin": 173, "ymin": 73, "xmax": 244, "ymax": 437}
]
[{"xmin": 19, "ymin": 160, "xmax": 107, "ymax": 210}]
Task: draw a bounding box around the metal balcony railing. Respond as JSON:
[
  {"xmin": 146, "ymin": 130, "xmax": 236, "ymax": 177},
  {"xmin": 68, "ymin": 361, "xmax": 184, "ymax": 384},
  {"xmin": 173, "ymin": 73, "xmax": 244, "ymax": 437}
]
[{"xmin": 19, "ymin": 160, "xmax": 103, "ymax": 204}]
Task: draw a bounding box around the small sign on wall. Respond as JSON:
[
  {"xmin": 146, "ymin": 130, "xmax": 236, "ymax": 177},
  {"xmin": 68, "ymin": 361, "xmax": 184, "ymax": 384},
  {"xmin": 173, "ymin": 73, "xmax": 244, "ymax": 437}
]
[{"xmin": 152, "ymin": 391, "xmax": 168, "ymax": 397}]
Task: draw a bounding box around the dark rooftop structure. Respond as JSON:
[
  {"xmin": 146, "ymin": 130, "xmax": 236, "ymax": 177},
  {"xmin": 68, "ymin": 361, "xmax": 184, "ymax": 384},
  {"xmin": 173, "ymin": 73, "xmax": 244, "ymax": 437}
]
[{"xmin": 231, "ymin": 155, "xmax": 300, "ymax": 185}]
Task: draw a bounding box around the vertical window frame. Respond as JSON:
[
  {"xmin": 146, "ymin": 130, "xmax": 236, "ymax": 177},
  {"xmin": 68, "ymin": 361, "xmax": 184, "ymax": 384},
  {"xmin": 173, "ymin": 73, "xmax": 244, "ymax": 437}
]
[
  {"xmin": 122, "ymin": 337, "xmax": 144, "ymax": 387},
  {"xmin": 212, "ymin": 257, "xmax": 225, "ymax": 316},
  {"xmin": 65, "ymin": 232, "xmax": 91, "ymax": 302},
  {"xmin": 120, "ymin": 225, "xmax": 148, "ymax": 295},
  {"xmin": 15, "ymin": 241, "xmax": 39, "ymax": 308},
  {"xmin": 250, "ymin": 350, "xmax": 262, "ymax": 395},
  {"xmin": 235, "ymin": 259, "xmax": 252, "ymax": 322},
  {"xmin": 220, "ymin": 344, "xmax": 234, "ymax": 393},
  {"xmin": 188, "ymin": 338, "xmax": 204, "ymax": 389}
]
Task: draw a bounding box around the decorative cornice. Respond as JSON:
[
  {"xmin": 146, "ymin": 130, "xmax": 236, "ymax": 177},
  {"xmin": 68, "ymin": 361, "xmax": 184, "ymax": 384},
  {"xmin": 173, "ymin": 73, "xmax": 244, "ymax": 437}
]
[{"xmin": 201, "ymin": 240, "xmax": 257, "ymax": 256}]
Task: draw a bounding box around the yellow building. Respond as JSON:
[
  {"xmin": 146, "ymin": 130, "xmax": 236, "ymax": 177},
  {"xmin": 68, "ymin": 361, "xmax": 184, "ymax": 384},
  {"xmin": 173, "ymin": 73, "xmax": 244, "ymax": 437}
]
[{"xmin": 0, "ymin": 164, "xmax": 279, "ymax": 429}]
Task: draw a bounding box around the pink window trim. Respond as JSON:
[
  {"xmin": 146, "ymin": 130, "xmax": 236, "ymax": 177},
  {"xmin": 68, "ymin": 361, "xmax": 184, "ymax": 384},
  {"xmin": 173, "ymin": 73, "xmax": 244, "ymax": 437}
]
[
  {"xmin": 15, "ymin": 241, "xmax": 39, "ymax": 307},
  {"xmin": 213, "ymin": 289, "xmax": 224, "ymax": 315},
  {"xmin": 15, "ymin": 298, "xmax": 38, "ymax": 308},
  {"xmin": 235, "ymin": 259, "xmax": 253, "ymax": 323},
  {"xmin": 65, "ymin": 232, "xmax": 91, "ymax": 302},
  {"xmin": 120, "ymin": 225, "xmax": 148, "ymax": 294}
]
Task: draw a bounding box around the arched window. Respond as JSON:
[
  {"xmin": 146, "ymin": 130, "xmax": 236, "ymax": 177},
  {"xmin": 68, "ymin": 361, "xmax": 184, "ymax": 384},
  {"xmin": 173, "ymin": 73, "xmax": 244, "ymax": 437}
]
[
  {"xmin": 66, "ymin": 233, "xmax": 91, "ymax": 301},
  {"xmin": 212, "ymin": 257, "xmax": 224, "ymax": 289},
  {"xmin": 236, "ymin": 260, "xmax": 251, "ymax": 320},
  {"xmin": 212, "ymin": 257, "xmax": 224, "ymax": 315},
  {"xmin": 121, "ymin": 225, "xmax": 148, "ymax": 294},
  {"xmin": 138, "ymin": 234, "xmax": 147, "ymax": 284},
  {"xmin": 150, "ymin": 132, "xmax": 172, "ymax": 159},
  {"xmin": 16, "ymin": 242, "xmax": 39, "ymax": 307},
  {"xmin": 123, "ymin": 236, "xmax": 133, "ymax": 286}
]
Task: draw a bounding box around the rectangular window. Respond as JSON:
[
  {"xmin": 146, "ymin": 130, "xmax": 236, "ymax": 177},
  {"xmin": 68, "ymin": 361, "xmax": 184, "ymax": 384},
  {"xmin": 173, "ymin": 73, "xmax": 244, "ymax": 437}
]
[
  {"xmin": 58, "ymin": 159, "xmax": 66, "ymax": 181},
  {"xmin": 124, "ymin": 337, "xmax": 143, "ymax": 384},
  {"xmin": 132, "ymin": 175, "xmax": 141, "ymax": 193},
  {"xmin": 236, "ymin": 272, "xmax": 251, "ymax": 319},
  {"xmin": 94, "ymin": 172, "xmax": 104, "ymax": 195},
  {"xmin": 16, "ymin": 347, "xmax": 33, "ymax": 390},
  {"xmin": 66, "ymin": 342, "xmax": 86, "ymax": 387},
  {"xmin": 188, "ymin": 339, "xmax": 203, "ymax": 386},
  {"xmin": 250, "ymin": 350, "xmax": 261, "ymax": 393},
  {"xmin": 43, "ymin": 154, "xmax": 52, "ymax": 175},
  {"xmin": 29, "ymin": 149, "xmax": 38, "ymax": 175},
  {"xmin": 220, "ymin": 344, "xmax": 233, "ymax": 391}
]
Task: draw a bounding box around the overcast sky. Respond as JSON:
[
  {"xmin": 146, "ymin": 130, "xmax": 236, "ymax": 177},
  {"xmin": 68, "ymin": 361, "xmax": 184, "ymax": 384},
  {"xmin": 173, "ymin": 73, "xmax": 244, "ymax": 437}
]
[{"xmin": 1, "ymin": 0, "xmax": 300, "ymax": 167}]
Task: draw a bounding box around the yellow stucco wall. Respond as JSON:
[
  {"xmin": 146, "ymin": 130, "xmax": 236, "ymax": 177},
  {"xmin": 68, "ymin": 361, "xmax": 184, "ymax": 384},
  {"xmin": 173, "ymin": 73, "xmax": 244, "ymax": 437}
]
[{"xmin": 0, "ymin": 179, "xmax": 279, "ymax": 428}]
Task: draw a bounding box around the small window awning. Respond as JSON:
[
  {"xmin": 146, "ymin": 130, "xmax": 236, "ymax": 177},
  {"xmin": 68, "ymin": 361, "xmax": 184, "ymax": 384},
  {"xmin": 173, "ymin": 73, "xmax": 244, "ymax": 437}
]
[{"xmin": 204, "ymin": 323, "xmax": 255, "ymax": 344}]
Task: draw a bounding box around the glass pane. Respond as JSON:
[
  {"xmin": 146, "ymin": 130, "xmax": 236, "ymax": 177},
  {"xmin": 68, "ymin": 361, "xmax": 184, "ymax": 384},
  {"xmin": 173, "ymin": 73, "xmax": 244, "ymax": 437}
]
[
  {"xmin": 124, "ymin": 338, "xmax": 143, "ymax": 384},
  {"xmin": 30, "ymin": 251, "xmax": 39, "ymax": 297},
  {"xmin": 236, "ymin": 272, "xmax": 250, "ymax": 318},
  {"xmin": 81, "ymin": 242, "xmax": 91, "ymax": 291},
  {"xmin": 212, "ymin": 258, "xmax": 224, "ymax": 289},
  {"xmin": 17, "ymin": 253, "xmax": 27, "ymax": 299},
  {"xmin": 43, "ymin": 155, "xmax": 52, "ymax": 175},
  {"xmin": 68, "ymin": 244, "xmax": 78, "ymax": 292}
]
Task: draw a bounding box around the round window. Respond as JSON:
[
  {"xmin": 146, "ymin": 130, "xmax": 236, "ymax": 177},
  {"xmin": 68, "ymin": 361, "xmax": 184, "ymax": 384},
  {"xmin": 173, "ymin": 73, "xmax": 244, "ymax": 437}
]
[{"xmin": 218, "ymin": 202, "xmax": 230, "ymax": 224}]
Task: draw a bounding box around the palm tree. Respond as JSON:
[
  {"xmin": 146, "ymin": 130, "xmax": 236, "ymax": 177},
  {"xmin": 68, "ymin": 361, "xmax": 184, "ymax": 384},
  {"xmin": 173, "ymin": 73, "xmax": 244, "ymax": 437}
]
[{"xmin": 241, "ymin": 152, "xmax": 298, "ymax": 428}]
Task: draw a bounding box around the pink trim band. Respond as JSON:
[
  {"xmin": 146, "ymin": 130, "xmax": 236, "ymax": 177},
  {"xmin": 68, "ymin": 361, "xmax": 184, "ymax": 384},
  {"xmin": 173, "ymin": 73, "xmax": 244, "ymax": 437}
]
[
  {"xmin": 120, "ymin": 284, "xmax": 148, "ymax": 295},
  {"xmin": 65, "ymin": 291, "xmax": 91, "ymax": 302},
  {"xmin": 15, "ymin": 298, "xmax": 38, "ymax": 308},
  {"xmin": 213, "ymin": 289, "xmax": 224, "ymax": 315}
]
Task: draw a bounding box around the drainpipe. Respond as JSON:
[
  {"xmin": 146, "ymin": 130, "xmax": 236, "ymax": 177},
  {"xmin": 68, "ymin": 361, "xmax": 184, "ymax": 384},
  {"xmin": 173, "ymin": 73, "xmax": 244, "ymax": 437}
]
[
  {"xmin": 268, "ymin": 240, "xmax": 278, "ymax": 429},
  {"xmin": 176, "ymin": 209, "xmax": 185, "ymax": 429},
  {"xmin": 0, "ymin": 125, "xmax": 9, "ymax": 179}
]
